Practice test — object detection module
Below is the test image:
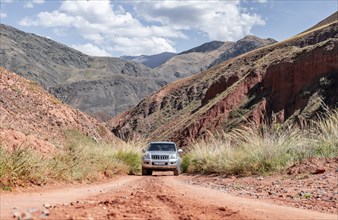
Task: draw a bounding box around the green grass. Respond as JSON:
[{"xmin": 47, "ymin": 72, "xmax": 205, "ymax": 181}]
[
  {"xmin": 0, "ymin": 129, "xmax": 143, "ymax": 188},
  {"xmin": 182, "ymin": 109, "xmax": 338, "ymax": 175}
]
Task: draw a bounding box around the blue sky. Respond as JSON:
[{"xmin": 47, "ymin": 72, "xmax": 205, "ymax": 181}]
[{"xmin": 0, "ymin": 0, "xmax": 337, "ymax": 57}]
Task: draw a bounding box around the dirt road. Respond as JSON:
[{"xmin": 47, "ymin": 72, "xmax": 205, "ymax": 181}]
[{"xmin": 1, "ymin": 173, "xmax": 336, "ymax": 220}]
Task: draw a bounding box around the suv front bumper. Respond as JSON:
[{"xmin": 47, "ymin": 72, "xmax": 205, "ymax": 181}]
[{"xmin": 142, "ymin": 159, "xmax": 179, "ymax": 170}]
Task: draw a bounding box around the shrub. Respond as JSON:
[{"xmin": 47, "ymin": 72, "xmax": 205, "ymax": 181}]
[
  {"xmin": 182, "ymin": 109, "xmax": 338, "ymax": 176},
  {"xmin": 0, "ymin": 129, "xmax": 143, "ymax": 187},
  {"xmin": 0, "ymin": 147, "xmax": 49, "ymax": 187}
]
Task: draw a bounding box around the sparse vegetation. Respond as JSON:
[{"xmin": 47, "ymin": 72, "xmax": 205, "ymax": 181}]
[
  {"xmin": 182, "ymin": 109, "xmax": 338, "ymax": 175},
  {"xmin": 319, "ymin": 76, "xmax": 332, "ymax": 88},
  {"xmin": 0, "ymin": 129, "xmax": 143, "ymax": 188}
]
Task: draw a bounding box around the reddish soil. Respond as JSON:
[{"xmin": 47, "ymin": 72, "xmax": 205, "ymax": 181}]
[
  {"xmin": 1, "ymin": 165, "xmax": 336, "ymax": 220},
  {"xmin": 182, "ymin": 157, "xmax": 338, "ymax": 215},
  {"xmin": 0, "ymin": 67, "xmax": 119, "ymax": 154}
]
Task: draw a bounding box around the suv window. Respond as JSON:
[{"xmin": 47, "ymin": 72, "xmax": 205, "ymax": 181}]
[{"xmin": 148, "ymin": 143, "xmax": 176, "ymax": 151}]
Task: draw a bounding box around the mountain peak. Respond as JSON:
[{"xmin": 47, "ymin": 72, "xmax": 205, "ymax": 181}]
[
  {"xmin": 120, "ymin": 52, "xmax": 176, "ymax": 68},
  {"xmin": 179, "ymin": 41, "xmax": 225, "ymax": 55},
  {"xmin": 209, "ymin": 35, "xmax": 277, "ymax": 68}
]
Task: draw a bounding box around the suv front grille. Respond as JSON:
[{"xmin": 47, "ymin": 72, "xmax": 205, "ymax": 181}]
[{"xmin": 151, "ymin": 155, "xmax": 169, "ymax": 160}]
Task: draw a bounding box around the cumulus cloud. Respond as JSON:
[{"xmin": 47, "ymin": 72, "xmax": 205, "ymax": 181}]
[
  {"xmin": 111, "ymin": 36, "xmax": 176, "ymax": 55},
  {"xmin": 19, "ymin": 0, "xmax": 266, "ymax": 56},
  {"xmin": 24, "ymin": 0, "xmax": 45, "ymax": 8},
  {"xmin": 133, "ymin": 1, "xmax": 265, "ymax": 41},
  {"xmin": 19, "ymin": 0, "xmax": 181, "ymax": 55},
  {"xmin": 71, "ymin": 43, "xmax": 111, "ymax": 57}
]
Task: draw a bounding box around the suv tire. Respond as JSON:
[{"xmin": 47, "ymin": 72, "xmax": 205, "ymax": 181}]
[
  {"xmin": 174, "ymin": 167, "xmax": 180, "ymax": 176},
  {"xmin": 142, "ymin": 167, "xmax": 153, "ymax": 176}
]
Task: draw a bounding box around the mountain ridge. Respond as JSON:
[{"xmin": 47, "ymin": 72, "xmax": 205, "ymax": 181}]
[
  {"xmin": 179, "ymin": 40, "xmax": 225, "ymax": 55},
  {"xmin": 155, "ymin": 35, "xmax": 276, "ymax": 79},
  {"xmin": 120, "ymin": 52, "xmax": 176, "ymax": 68}
]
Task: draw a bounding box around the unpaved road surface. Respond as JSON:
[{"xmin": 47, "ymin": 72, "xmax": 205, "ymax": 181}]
[{"xmin": 1, "ymin": 173, "xmax": 336, "ymax": 220}]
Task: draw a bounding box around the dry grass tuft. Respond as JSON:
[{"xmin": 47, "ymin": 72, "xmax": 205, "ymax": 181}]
[
  {"xmin": 182, "ymin": 109, "xmax": 338, "ymax": 175},
  {"xmin": 0, "ymin": 129, "xmax": 143, "ymax": 189}
]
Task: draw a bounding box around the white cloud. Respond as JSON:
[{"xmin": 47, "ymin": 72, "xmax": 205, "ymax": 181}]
[
  {"xmin": 24, "ymin": 2, "xmax": 34, "ymax": 8},
  {"xmin": 71, "ymin": 43, "xmax": 111, "ymax": 57},
  {"xmin": 18, "ymin": 0, "xmax": 266, "ymax": 56},
  {"xmin": 112, "ymin": 37, "xmax": 176, "ymax": 55},
  {"xmin": 0, "ymin": 11, "xmax": 7, "ymax": 18},
  {"xmin": 24, "ymin": 0, "xmax": 45, "ymax": 8},
  {"xmin": 19, "ymin": 0, "xmax": 180, "ymax": 55},
  {"xmin": 134, "ymin": 1, "xmax": 265, "ymax": 41}
]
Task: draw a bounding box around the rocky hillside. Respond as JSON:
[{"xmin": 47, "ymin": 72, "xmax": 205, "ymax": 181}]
[
  {"xmin": 0, "ymin": 24, "xmax": 167, "ymax": 120},
  {"xmin": 0, "ymin": 67, "xmax": 119, "ymax": 154},
  {"xmin": 156, "ymin": 36, "xmax": 276, "ymax": 79},
  {"xmin": 109, "ymin": 16, "xmax": 338, "ymax": 147},
  {"xmin": 121, "ymin": 52, "xmax": 176, "ymax": 68}
]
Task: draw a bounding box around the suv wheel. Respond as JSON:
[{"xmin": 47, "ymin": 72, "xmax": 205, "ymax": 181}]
[
  {"xmin": 174, "ymin": 167, "xmax": 180, "ymax": 176},
  {"xmin": 142, "ymin": 167, "xmax": 153, "ymax": 176},
  {"xmin": 142, "ymin": 167, "xmax": 147, "ymax": 175}
]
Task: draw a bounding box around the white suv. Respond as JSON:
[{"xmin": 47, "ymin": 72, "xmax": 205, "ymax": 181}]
[{"xmin": 142, "ymin": 142, "xmax": 182, "ymax": 176}]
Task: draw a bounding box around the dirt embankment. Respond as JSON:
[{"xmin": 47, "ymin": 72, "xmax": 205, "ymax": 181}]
[{"xmin": 0, "ymin": 67, "xmax": 119, "ymax": 154}]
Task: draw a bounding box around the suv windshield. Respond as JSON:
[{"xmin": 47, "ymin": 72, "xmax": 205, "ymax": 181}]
[{"xmin": 148, "ymin": 143, "xmax": 176, "ymax": 151}]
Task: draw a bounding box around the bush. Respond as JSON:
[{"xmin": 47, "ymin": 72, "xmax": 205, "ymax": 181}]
[
  {"xmin": 0, "ymin": 147, "xmax": 49, "ymax": 187},
  {"xmin": 182, "ymin": 109, "xmax": 338, "ymax": 176},
  {"xmin": 114, "ymin": 142, "xmax": 142, "ymax": 175},
  {"xmin": 0, "ymin": 129, "xmax": 143, "ymax": 187}
]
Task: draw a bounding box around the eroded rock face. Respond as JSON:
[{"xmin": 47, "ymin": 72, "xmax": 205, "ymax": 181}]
[
  {"xmin": 262, "ymin": 40, "xmax": 338, "ymax": 120},
  {"xmin": 173, "ymin": 40, "xmax": 337, "ymax": 146},
  {"xmin": 109, "ymin": 20, "xmax": 338, "ymax": 147}
]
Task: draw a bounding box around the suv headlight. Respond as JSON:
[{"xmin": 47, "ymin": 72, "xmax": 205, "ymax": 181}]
[
  {"xmin": 143, "ymin": 152, "xmax": 150, "ymax": 160},
  {"xmin": 169, "ymin": 154, "xmax": 177, "ymax": 159}
]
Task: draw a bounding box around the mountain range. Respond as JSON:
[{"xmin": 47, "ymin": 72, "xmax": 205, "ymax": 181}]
[
  {"xmin": 155, "ymin": 36, "xmax": 276, "ymax": 79},
  {"xmin": 0, "ymin": 13, "xmax": 338, "ymax": 149},
  {"xmin": 0, "ymin": 24, "xmax": 276, "ymax": 120},
  {"xmin": 0, "ymin": 24, "xmax": 166, "ymax": 121},
  {"xmin": 109, "ymin": 14, "xmax": 338, "ymax": 147},
  {"xmin": 120, "ymin": 37, "xmax": 276, "ymax": 79}
]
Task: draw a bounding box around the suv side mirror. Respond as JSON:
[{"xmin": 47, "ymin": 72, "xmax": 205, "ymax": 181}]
[
  {"xmin": 178, "ymin": 149, "xmax": 183, "ymax": 153},
  {"xmin": 142, "ymin": 149, "xmax": 146, "ymax": 153}
]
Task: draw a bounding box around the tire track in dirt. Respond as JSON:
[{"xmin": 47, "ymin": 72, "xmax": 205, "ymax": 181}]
[
  {"xmin": 145, "ymin": 176, "xmax": 243, "ymax": 220},
  {"xmin": 45, "ymin": 175, "xmax": 244, "ymax": 220}
]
